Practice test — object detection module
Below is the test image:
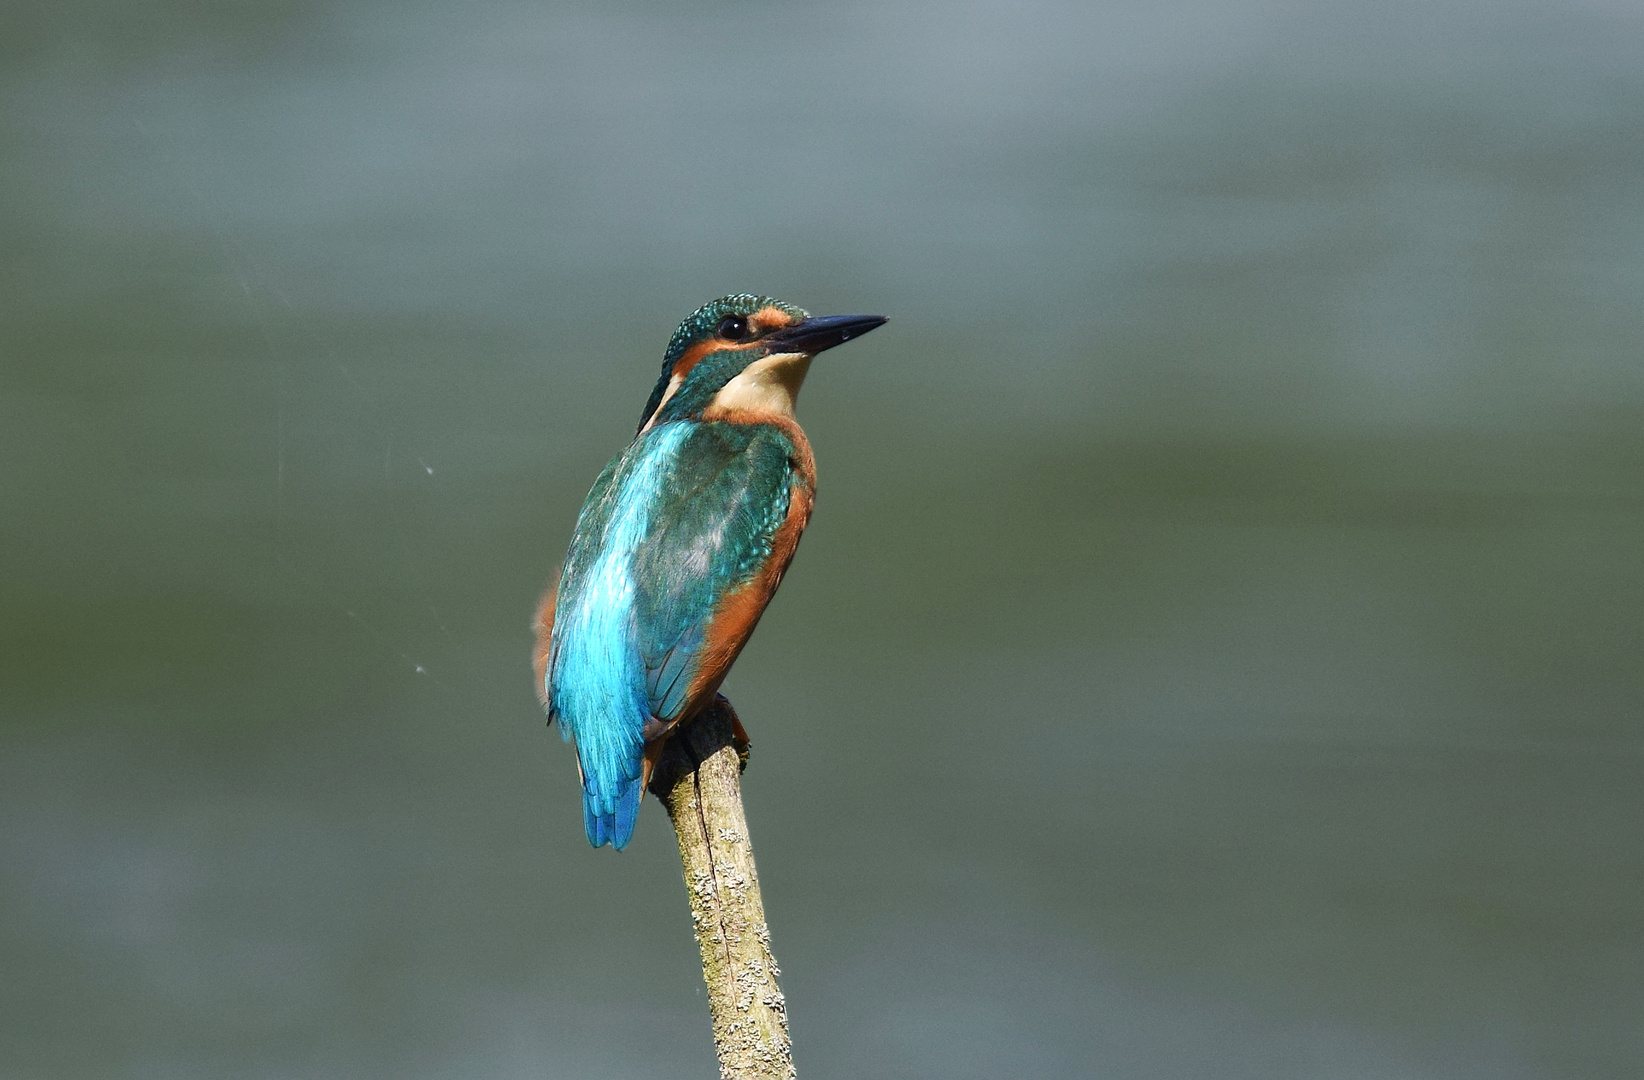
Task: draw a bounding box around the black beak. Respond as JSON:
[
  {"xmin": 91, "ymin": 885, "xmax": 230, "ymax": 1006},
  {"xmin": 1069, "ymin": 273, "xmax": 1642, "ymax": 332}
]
[{"xmin": 765, "ymin": 313, "xmax": 887, "ymax": 355}]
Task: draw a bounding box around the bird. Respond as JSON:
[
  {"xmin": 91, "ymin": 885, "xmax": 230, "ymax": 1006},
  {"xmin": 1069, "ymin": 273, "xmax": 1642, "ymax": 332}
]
[{"xmin": 533, "ymin": 294, "xmax": 885, "ymax": 850}]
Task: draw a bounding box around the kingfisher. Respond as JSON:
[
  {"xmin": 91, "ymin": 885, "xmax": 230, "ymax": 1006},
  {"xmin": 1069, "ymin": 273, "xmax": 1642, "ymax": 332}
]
[{"xmin": 532, "ymin": 294, "xmax": 885, "ymax": 850}]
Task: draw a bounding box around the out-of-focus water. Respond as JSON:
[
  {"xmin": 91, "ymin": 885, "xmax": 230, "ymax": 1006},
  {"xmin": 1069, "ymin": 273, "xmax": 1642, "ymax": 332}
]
[{"xmin": 3, "ymin": 2, "xmax": 1641, "ymax": 1077}]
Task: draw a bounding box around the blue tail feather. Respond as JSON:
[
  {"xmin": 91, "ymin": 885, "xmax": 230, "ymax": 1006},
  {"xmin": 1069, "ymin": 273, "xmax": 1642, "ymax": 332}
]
[{"xmin": 583, "ymin": 773, "xmax": 643, "ymax": 850}]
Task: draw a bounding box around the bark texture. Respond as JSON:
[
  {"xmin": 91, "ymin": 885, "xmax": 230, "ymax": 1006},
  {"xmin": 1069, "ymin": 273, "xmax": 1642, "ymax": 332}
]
[{"xmin": 650, "ymin": 699, "xmax": 795, "ymax": 1080}]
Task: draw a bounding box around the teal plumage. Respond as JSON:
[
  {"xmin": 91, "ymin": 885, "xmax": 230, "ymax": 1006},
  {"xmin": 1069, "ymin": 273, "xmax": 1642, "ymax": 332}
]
[{"xmin": 535, "ymin": 295, "xmax": 884, "ymax": 849}]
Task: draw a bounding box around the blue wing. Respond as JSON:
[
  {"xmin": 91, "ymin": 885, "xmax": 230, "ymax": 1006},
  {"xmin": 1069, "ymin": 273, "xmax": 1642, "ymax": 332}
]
[
  {"xmin": 547, "ymin": 420, "xmax": 797, "ymax": 848},
  {"xmin": 630, "ymin": 423, "xmax": 796, "ymax": 720}
]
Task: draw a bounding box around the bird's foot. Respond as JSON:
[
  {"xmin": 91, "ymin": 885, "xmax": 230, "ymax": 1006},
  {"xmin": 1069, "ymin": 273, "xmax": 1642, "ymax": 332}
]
[{"xmin": 646, "ymin": 694, "xmax": 750, "ymax": 800}]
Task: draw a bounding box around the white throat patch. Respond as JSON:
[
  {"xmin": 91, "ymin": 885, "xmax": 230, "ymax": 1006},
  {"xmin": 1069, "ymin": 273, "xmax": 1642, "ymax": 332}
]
[{"xmin": 707, "ymin": 352, "xmax": 813, "ymax": 418}]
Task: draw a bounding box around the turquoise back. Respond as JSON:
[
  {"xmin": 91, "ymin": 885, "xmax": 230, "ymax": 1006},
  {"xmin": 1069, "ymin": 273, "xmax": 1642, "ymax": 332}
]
[{"xmin": 547, "ymin": 418, "xmax": 799, "ymax": 847}]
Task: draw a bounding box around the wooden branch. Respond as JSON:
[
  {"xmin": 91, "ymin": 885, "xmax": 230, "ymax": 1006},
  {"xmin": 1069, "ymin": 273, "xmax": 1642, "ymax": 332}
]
[{"xmin": 650, "ymin": 698, "xmax": 795, "ymax": 1080}]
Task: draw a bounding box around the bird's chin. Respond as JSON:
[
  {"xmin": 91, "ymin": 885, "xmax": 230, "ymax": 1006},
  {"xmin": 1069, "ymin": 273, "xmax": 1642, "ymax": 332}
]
[{"xmin": 707, "ymin": 352, "xmax": 813, "ymax": 419}]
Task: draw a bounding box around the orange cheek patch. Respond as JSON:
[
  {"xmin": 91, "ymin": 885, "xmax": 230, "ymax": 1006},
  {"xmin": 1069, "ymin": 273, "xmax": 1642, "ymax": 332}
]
[
  {"xmin": 672, "ymin": 340, "xmax": 716, "ymax": 380},
  {"xmin": 673, "ymin": 338, "xmax": 759, "ymax": 380}
]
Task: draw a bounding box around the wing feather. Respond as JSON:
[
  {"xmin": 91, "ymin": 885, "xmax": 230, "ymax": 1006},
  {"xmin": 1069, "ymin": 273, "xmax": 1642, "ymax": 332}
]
[{"xmin": 629, "ymin": 422, "xmax": 796, "ymax": 723}]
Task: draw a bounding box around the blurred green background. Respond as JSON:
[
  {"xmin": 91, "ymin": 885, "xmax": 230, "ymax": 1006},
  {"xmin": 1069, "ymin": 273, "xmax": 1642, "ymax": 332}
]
[{"xmin": 3, "ymin": 2, "xmax": 1641, "ymax": 1077}]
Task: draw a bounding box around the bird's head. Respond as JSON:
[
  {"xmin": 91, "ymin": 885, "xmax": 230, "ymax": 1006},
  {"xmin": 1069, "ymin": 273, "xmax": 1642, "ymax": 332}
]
[{"xmin": 636, "ymin": 294, "xmax": 886, "ymax": 433}]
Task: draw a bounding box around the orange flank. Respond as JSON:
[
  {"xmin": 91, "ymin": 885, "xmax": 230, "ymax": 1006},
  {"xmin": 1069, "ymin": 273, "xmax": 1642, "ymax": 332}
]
[
  {"xmin": 532, "ymin": 570, "xmax": 560, "ymax": 708},
  {"xmin": 683, "ymin": 459, "xmax": 814, "ymax": 710},
  {"xmin": 634, "ymin": 459, "xmax": 814, "ymax": 798}
]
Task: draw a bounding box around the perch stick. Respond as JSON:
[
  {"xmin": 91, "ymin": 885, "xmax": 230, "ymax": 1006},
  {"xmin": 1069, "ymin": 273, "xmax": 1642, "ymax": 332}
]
[{"xmin": 651, "ymin": 699, "xmax": 795, "ymax": 1080}]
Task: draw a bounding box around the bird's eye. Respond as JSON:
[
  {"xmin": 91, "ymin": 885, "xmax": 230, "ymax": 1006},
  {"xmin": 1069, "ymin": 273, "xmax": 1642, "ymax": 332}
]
[{"xmin": 716, "ymin": 315, "xmax": 750, "ymax": 341}]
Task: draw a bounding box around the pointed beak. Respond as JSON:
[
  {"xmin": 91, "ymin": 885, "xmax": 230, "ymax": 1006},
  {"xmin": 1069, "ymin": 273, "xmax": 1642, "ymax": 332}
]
[{"xmin": 765, "ymin": 313, "xmax": 887, "ymax": 356}]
